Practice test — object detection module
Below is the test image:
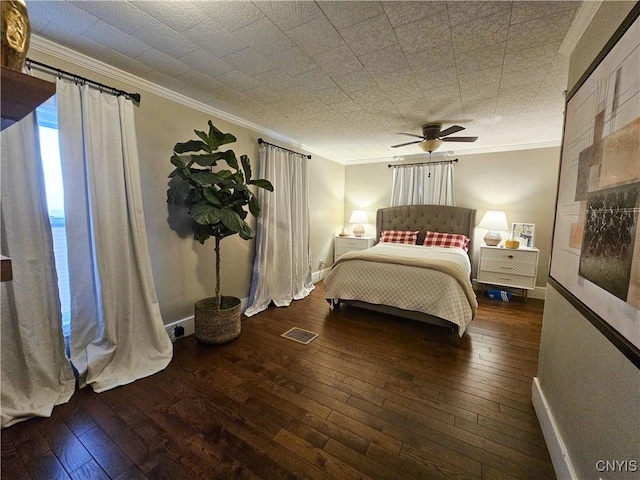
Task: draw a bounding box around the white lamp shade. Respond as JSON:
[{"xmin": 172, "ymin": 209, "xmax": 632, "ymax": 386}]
[
  {"xmin": 478, "ymin": 210, "xmax": 508, "ymax": 246},
  {"xmin": 478, "ymin": 210, "xmax": 509, "ymax": 231},
  {"xmin": 348, "ymin": 210, "xmax": 369, "ymax": 224},
  {"xmin": 348, "ymin": 210, "xmax": 368, "ymax": 237}
]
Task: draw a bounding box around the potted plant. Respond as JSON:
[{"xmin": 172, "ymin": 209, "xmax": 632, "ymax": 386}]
[{"xmin": 167, "ymin": 120, "xmax": 273, "ymax": 344}]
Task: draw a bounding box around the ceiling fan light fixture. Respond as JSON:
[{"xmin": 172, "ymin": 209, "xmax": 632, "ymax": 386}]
[{"xmin": 419, "ymin": 139, "xmax": 443, "ymax": 152}]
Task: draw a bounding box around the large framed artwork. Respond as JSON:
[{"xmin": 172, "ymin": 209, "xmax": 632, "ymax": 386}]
[{"xmin": 549, "ymin": 5, "xmax": 640, "ymax": 365}]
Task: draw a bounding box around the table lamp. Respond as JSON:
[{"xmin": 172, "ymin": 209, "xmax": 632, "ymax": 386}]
[
  {"xmin": 478, "ymin": 210, "xmax": 508, "ymax": 246},
  {"xmin": 349, "ymin": 210, "xmax": 368, "ymax": 237}
]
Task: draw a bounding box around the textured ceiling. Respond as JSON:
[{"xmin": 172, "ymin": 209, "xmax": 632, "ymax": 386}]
[{"xmin": 26, "ymin": 1, "xmax": 582, "ymax": 164}]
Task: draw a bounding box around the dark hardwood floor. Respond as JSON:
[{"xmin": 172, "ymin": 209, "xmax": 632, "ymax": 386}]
[{"xmin": 2, "ymin": 283, "xmax": 555, "ymax": 480}]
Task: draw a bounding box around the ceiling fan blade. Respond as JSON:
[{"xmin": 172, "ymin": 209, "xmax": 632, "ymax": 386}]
[
  {"xmin": 391, "ymin": 140, "xmax": 422, "ymax": 148},
  {"xmin": 441, "ymin": 136, "xmax": 478, "ymax": 142},
  {"xmin": 396, "ymin": 132, "xmax": 424, "ymax": 139},
  {"xmin": 437, "ymin": 125, "xmax": 465, "ymax": 137}
]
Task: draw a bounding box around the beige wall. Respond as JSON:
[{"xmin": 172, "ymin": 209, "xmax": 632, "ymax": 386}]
[
  {"xmin": 568, "ymin": 1, "xmax": 638, "ymax": 92},
  {"xmin": 343, "ymin": 146, "xmax": 560, "ymax": 286},
  {"xmin": 536, "ymin": 2, "xmax": 640, "ymax": 479},
  {"xmin": 29, "ymin": 49, "xmax": 345, "ymax": 325},
  {"xmin": 343, "ymin": 162, "xmax": 389, "ymax": 238},
  {"xmin": 454, "ymin": 148, "xmax": 559, "ymax": 286},
  {"xmin": 538, "ymin": 287, "xmax": 640, "ymax": 479},
  {"xmin": 309, "ymin": 153, "xmax": 346, "ymax": 271}
]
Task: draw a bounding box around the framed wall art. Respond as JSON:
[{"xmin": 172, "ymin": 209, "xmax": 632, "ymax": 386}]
[
  {"xmin": 549, "ymin": 5, "xmax": 640, "ymax": 364},
  {"xmin": 511, "ymin": 223, "xmax": 535, "ymax": 248}
]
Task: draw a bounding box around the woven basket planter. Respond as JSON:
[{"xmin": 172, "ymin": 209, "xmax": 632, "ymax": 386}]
[{"xmin": 194, "ymin": 296, "xmax": 241, "ymax": 344}]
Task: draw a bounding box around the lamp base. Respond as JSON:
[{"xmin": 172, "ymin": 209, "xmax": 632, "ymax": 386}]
[
  {"xmin": 483, "ymin": 231, "xmax": 502, "ymax": 246},
  {"xmin": 352, "ymin": 224, "xmax": 364, "ymax": 237}
]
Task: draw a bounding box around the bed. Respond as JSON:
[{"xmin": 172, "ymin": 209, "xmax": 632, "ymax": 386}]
[{"xmin": 324, "ymin": 205, "xmax": 477, "ymax": 335}]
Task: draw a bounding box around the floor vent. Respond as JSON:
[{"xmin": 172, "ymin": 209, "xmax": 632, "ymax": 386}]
[{"xmin": 281, "ymin": 327, "xmax": 319, "ymax": 345}]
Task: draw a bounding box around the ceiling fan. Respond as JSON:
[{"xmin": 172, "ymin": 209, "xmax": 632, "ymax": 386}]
[{"xmin": 391, "ymin": 123, "xmax": 478, "ymax": 153}]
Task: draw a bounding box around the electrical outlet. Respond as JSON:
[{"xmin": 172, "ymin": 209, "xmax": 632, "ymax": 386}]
[{"xmin": 165, "ymin": 316, "xmax": 195, "ymax": 342}]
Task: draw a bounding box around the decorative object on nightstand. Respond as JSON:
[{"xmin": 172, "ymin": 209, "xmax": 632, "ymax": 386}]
[
  {"xmin": 348, "ymin": 209, "xmax": 368, "ymax": 237},
  {"xmin": 334, "ymin": 236, "xmax": 375, "ymax": 261},
  {"xmin": 477, "ymin": 245, "xmax": 540, "ymax": 301},
  {"xmin": 478, "ymin": 210, "xmax": 509, "ymax": 246},
  {"xmin": 505, "ymin": 239, "xmax": 520, "ymax": 249}
]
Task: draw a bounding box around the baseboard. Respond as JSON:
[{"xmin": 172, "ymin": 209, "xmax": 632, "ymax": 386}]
[
  {"xmin": 528, "ymin": 285, "xmax": 547, "ymax": 299},
  {"xmin": 472, "ymin": 280, "xmax": 546, "ymax": 300},
  {"xmin": 312, "ymin": 268, "xmax": 331, "ymax": 283},
  {"xmin": 532, "ymin": 378, "xmax": 577, "ymax": 479},
  {"xmin": 164, "ymin": 296, "xmax": 249, "ymax": 342}
]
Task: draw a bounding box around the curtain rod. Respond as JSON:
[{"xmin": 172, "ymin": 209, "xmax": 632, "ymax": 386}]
[
  {"xmin": 25, "ymin": 58, "xmax": 142, "ymax": 104},
  {"xmin": 388, "ymin": 159, "xmax": 458, "ymax": 168},
  {"xmin": 258, "ymin": 138, "xmax": 311, "ymax": 159}
]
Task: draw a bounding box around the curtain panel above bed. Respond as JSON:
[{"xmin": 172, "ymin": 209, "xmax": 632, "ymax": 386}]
[{"xmin": 390, "ymin": 163, "xmax": 455, "ymax": 206}]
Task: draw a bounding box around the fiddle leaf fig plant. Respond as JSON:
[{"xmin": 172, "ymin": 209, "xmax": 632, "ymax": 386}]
[{"xmin": 167, "ymin": 121, "xmax": 273, "ymax": 309}]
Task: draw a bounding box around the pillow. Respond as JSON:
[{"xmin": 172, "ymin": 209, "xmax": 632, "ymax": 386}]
[
  {"xmin": 379, "ymin": 230, "xmax": 419, "ymax": 244},
  {"xmin": 423, "ymin": 231, "xmax": 470, "ymax": 251}
]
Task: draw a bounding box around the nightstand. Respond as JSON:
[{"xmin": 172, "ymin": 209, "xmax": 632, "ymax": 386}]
[
  {"xmin": 477, "ymin": 245, "xmax": 539, "ymax": 301},
  {"xmin": 334, "ymin": 236, "xmax": 375, "ymax": 261}
]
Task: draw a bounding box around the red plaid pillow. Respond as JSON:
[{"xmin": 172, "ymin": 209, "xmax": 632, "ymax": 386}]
[
  {"xmin": 423, "ymin": 231, "xmax": 470, "ymax": 251},
  {"xmin": 380, "ymin": 230, "xmax": 419, "ymax": 244}
]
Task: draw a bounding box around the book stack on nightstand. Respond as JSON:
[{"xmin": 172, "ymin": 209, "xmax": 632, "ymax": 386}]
[
  {"xmin": 477, "ymin": 245, "xmax": 540, "ymax": 301},
  {"xmin": 334, "ymin": 236, "xmax": 375, "ymax": 261}
]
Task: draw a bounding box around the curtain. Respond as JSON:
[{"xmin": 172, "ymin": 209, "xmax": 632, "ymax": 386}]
[
  {"xmin": 0, "ymin": 113, "xmax": 76, "ymax": 427},
  {"xmin": 244, "ymin": 144, "xmax": 313, "ymax": 317},
  {"xmin": 390, "ymin": 163, "xmax": 455, "ymax": 206},
  {"xmin": 56, "ymin": 79, "xmax": 172, "ymax": 393}
]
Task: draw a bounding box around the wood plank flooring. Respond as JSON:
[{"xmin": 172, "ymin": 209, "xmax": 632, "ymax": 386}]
[{"xmin": 2, "ymin": 283, "xmax": 555, "ymax": 479}]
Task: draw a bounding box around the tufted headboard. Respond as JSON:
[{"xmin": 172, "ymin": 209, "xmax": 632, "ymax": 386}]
[{"xmin": 376, "ymin": 205, "xmax": 477, "ymax": 259}]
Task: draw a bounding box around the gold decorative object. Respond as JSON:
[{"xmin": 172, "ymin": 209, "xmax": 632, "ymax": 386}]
[
  {"xmin": 1, "ymin": 0, "xmax": 31, "ymax": 71},
  {"xmin": 505, "ymin": 239, "xmax": 520, "ymax": 249}
]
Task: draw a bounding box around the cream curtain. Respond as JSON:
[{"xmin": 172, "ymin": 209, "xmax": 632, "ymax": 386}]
[
  {"xmin": 391, "ymin": 163, "xmax": 456, "ymax": 206},
  {"xmin": 244, "ymin": 144, "xmax": 313, "ymax": 316},
  {"xmin": 0, "ymin": 113, "xmax": 76, "ymax": 427},
  {"xmin": 56, "ymin": 79, "xmax": 172, "ymax": 392}
]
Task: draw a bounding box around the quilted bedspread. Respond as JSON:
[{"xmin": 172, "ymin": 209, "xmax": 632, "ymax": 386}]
[{"xmin": 323, "ymin": 243, "xmax": 477, "ymax": 335}]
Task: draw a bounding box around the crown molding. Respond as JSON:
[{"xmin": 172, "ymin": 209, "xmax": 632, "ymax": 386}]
[
  {"xmin": 559, "ymin": 0, "xmax": 603, "ymax": 56},
  {"xmin": 28, "ymin": 35, "xmax": 339, "ymax": 162}
]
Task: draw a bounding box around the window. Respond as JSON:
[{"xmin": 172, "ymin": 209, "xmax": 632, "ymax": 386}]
[{"xmin": 36, "ymin": 96, "xmax": 71, "ymax": 339}]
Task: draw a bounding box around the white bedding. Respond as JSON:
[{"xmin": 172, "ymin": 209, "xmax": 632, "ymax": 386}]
[{"xmin": 323, "ymin": 243, "xmax": 477, "ymax": 335}]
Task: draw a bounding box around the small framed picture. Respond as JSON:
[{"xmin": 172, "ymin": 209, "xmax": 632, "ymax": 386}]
[{"xmin": 512, "ymin": 223, "xmax": 535, "ymax": 248}]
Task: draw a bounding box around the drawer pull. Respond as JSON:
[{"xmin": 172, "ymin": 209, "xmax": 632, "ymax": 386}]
[{"xmin": 507, "ymin": 255, "xmax": 514, "ymax": 259}]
